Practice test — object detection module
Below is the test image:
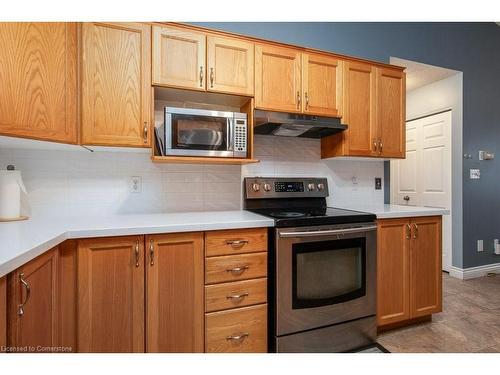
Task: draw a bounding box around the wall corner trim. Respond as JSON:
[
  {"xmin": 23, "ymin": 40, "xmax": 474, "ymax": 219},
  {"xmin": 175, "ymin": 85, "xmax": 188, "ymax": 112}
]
[{"xmin": 449, "ymin": 262, "xmax": 500, "ymax": 280}]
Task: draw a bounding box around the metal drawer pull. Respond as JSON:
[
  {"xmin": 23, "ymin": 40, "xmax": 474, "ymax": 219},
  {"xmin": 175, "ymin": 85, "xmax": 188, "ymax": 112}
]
[
  {"xmin": 226, "ymin": 292, "xmax": 249, "ymax": 301},
  {"xmin": 210, "ymin": 67, "xmax": 214, "ymax": 87},
  {"xmin": 279, "ymin": 225, "xmax": 377, "ymax": 238},
  {"xmin": 226, "ymin": 332, "xmax": 249, "ymax": 341},
  {"xmin": 297, "ymin": 91, "xmax": 301, "ymax": 110},
  {"xmin": 373, "ymin": 139, "xmax": 378, "ymax": 152},
  {"xmin": 405, "ymin": 224, "xmax": 411, "ymax": 239},
  {"xmin": 379, "ymin": 140, "xmax": 383, "ymax": 154},
  {"xmin": 226, "ymin": 265, "xmax": 249, "ymax": 275},
  {"xmin": 143, "ymin": 122, "xmax": 148, "ymax": 143},
  {"xmin": 135, "ymin": 240, "xmax": 140, "ymax": 268},
  {"xmin": 225, "ymin": 239, "xmax": 249, "ymax": 249},
  {"xmin": 305, "ymin": 92, "xmax": 309, "ymax": 110},
  {"xmin": 18, "ymin": 273, "xmax": 31, "ymax": 316},
  {"xmin": 149, "ymin": 239, "xmax": 154, "ymax": 266},
  {"xmin": 199, "ymin": 66, "xmax": 204, "ymax": 87},
  {"xmin": 412, "ymin": 223, "xmax": 419, "ymax": 239}
]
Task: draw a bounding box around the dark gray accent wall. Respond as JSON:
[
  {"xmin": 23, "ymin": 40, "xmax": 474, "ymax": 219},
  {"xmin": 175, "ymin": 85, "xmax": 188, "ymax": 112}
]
[{"xmin": 193, "ymin": 22, "xmax": 500, "ymax": 268}]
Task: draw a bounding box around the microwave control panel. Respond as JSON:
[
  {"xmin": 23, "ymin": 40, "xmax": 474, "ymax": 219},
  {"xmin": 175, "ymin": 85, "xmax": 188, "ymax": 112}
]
[{"xmin": 233, "ymin": 117, "xmax": 247, "ymax": 157}]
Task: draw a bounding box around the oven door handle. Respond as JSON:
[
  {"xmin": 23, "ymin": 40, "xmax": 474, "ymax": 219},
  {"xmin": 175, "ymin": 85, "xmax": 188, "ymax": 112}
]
[{"xmin": 278, "ymin": 225, "xmax": 377, "ymax": 238}]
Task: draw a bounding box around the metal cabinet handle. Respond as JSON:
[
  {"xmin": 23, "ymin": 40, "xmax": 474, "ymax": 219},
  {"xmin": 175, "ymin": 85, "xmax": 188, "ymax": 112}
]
[
  {"xmin": 403, "ymin": 196, "xmax": 410, "ymax": 202},
  {"xmin": 18, "ymin": 272, "xmax": 31, "ymax": 316},
  {"xmin": 143, "ymin": 122, "xmax": 148, "ymax": 143},
  {"xmin": 226, "ymin": 265, "xmax": 249, "ymax": 275},
  {"xmin": 379, "ymin": 140, "xmax": 383, "ymax": 155},
  {"xmin": 225, "ymin": 239, "xmax": 249, "ymax": 249},
  {"xmin": 210, "ymin": 67, "xmax": 214, "ymax": 88},
  {"xmin": 135, "ymin": 240, "xmax": 140, "ymax": 268},
  {"xmin": 297, "ymin": 91, "xmax": 301, "ymax": 110},
  {"xmin": 305, "ymin": 92, "xmax": 309, "ymax": 110},
  {"xmin": 412, "ymin": 223, "xmax": 419, "ymax": 239},
  {"xmin": 226, "ymin": 332, "xmax": 249, "ymax": 341},
  {"xmin": 199, "ymin": 66, "xmax": 204, "ymax": 87},
  {"xmin": 149, "ymin": 239, "xmax": 154, "ymax": 266},
  {"xmin": 226, "ymin": 292, "xmax": 249, "ymax": 301},
  {"xmin": 405, "ymin": 224, "xmax": 411, "ymax": 240},
  {"xmin": 373, "ymin": 139, "xmax": 378, "ymax": 152}
]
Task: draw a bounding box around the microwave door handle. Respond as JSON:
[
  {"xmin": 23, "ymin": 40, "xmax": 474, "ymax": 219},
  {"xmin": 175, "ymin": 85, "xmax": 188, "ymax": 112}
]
[
  {"xmin": 227, "ymin": 117, "xmax": 234, "ymax": 151},
  {"xmin": 279, "ymin": 225, "xmax": 377, "ymax": 238}
]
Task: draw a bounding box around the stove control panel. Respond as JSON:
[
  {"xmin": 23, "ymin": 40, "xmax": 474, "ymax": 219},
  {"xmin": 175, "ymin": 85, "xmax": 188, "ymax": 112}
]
[{"xmin": 244, "ymin": 177, "xmax": 329, "ymax": 199}]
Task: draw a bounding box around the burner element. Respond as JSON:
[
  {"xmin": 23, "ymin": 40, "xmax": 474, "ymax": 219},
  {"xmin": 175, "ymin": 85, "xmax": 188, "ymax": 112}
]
[{"xmin": 269, "ymin": 211, "xmax": 307, "ymax": 218}]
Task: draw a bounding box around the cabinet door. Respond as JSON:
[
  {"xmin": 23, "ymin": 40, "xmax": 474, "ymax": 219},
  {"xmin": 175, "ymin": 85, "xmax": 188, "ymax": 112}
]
[
  {"xmin": 152, "ymin": 26, "xmax": 206, "ymax": 90},
  {"xmin": 8, "ymin": 248, "xmax": 59, "ymax": 351},
  {"xmin": 207, "ymin": 36, "xmax": 254, "ymax": 96},
  {"xmin": 344, "ymin": 61, "xmax": 378, "ymax": 157},
  {"xmin": 81, "ymin": 22, "xmax": 151, "ymax": 147},
  {"xmin": 410, "ymin": 216, "xmax": 442, "ymax": 318},
  {"xmin": 146, "ymin": 232, "xmax": 204, "ymax": 353},
  {"xmin": 255, "ymin": 44, "xmax": 302, "ymax": 113},
  {"xmin": 377, "ymin": 219, "xmax": 410, "ymax": 326},
  {"xmin": 302, "ymin": 53, "xmax": 342, "ymax": 117},
  {"xmin": 0, "ymin": 23, "xmax": 78, "ymax": 143},
  {"xmin": 0, "ymin": 276, "xmax": 6, "ymax": 349},
  {"xmin": 376, "ymin": 67, "xmax": 406, "ymax": 158},
  {"xmin": 77, "ymin": 236, "xmax": 145, "ymax": 352}
]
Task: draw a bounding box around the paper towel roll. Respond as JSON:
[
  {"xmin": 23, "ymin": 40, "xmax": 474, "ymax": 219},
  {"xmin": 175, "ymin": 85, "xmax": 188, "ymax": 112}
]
[{"xmin": 0, "ymin": 169, "xmax": 27, "ymax": 220}]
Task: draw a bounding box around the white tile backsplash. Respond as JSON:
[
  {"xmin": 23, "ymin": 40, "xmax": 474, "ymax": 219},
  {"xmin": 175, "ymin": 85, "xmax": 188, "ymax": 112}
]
[{"xmin": 0, "ymin": 135, "xmax": 384, "ymax": 216}]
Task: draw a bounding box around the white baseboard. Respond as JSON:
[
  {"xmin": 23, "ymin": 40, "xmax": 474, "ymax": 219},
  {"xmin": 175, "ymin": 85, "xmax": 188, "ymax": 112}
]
[{"xmin": 449, "ymin": 262, "xmax": 500, "ymax": 280}]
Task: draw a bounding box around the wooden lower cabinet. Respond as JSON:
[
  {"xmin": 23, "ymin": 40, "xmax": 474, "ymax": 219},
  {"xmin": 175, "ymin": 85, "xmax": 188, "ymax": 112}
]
[
  {"xmin": 377, "ymin": 216, "xmax": 442, "ymax": 328},
  {"xmin": 206, "ymin": 304, "xmax": 267, "ymax": 353},
  {"xmin": 204, "ymin": 228, "xmax": 268, "ymax": 353},
  {"xmin": 77, "ymin": 236, "xmax": 145, "ymax": 352},
  {"xmin": 0, "ymin": 276, "xmax": 6, "ymax": 350},
  {"xmin": 7, "ymin": 248, "xmax": 60, "ymax": 352},
  {"xmin": 146, "ymin": 232, "xmax": 204, "ymax": 353}
]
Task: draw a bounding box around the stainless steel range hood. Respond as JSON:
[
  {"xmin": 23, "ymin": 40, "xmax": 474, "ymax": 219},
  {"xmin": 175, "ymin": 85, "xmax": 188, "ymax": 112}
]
[{"xmin": 254, "ymin": 110, "xmax": 347, "ymax": 138}]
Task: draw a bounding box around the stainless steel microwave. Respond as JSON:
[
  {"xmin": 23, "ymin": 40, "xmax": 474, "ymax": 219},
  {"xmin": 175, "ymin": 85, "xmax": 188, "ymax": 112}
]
[{"xmin": 164, "ymin": 107, "xmax": 248, "ymax": 158}]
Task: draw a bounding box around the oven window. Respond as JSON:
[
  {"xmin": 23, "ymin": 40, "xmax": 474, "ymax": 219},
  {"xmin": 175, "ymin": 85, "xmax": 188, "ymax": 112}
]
[
  {"xmin": 171, "ymin": 114, "xmax": 228, "ymax": 150},
  {"xmin": 292, "ymin": 238, "xmax": 366, "ymax": 309}
]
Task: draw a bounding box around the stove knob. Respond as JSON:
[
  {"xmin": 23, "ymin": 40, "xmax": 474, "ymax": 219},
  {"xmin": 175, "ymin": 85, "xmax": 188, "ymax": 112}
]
[
  {"xmin": 263, "ymin": 183, "xmax": 272, "ymax": 192},
  {"xmin": 317, "ymin": 183, "xmax": 325, "ymax": 191},
  {"xmin": 251, "ymin": 183, "xmax": 261, "ymax": 192},
  {"xmin": 307, "ymin": 183, "xmax": 316, "ymax": 191}
]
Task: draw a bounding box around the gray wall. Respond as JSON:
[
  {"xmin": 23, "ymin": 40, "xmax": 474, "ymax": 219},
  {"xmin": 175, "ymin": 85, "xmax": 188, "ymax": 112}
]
[{"xmin": 193, "ymin": 22, "xmax": 500, "ymax": 268}]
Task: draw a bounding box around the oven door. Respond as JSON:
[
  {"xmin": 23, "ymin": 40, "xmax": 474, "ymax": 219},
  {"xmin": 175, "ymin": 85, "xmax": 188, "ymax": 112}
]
[
  {"xmin": 165, "ymin": 107, "xmax": 234, "ymax": 157},
  {"xmin": 275, "ymin": 223, "xmax": 377, "ymax": 336}
]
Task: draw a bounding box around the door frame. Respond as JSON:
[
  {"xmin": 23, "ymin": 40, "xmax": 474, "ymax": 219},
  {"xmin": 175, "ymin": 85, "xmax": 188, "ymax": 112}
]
[{"xmin": 390, "ymin": 109, "xmax": 452, "ymax": 272}]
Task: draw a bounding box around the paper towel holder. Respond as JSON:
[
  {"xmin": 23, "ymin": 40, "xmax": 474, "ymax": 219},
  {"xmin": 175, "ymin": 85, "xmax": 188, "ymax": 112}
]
[{"xmin": 0, "ymin": 164, "xmax": 29, "ymax": 222}]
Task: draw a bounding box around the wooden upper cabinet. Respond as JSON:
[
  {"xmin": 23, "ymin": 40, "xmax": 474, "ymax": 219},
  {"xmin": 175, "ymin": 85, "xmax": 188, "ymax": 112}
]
[
  {"xmin": 146, "ymin": 232, "xmax": 204, "ymax": 353},
  {"xmin": 377, "ymin": 219, "xmax": 410, "ymax": 326},
  {"xmin": 302, "ymin": 53, "xmax": 342, "ymax": 117},
  {"xmin": 8, "ymin": 248, "xmax": 60, "ymax": 351},
  {"xmin": 77, "ymin": 236, "xmax": 145, "ymax": 353},
  {"xmin": 81, "ymin": 22, "xmax": 151, "ymax": 147},
  {"xmin": 152, "ymin": 26, "xmax": 206, "ymax": 90},
  {"xmin": 0, "ymin": 23, "xmax": 78, "ymax": 143},
  {"xmin": 410, "ymin": 216, "xmax": 442, "ymax": 318},
  {"xmin": 376, "ymin": 67, "xmax": 406, "ymax": 158},
  {"xmin": 207, "ymin": 36, "xmax": 254, "ymax": 96},
  {"xmin": 255, "ymin": 44, "xmax": 302, "ymax": 113}
]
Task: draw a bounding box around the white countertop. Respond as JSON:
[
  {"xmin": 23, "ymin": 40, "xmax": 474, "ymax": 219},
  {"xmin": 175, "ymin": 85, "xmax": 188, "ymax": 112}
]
[
  {"xmin": 335, "ymin": 203, "xmax": 450, "ymax": 219},
  {"xmin": 0, "ymin": 211, "xmax": 274, "ymax": 278}
]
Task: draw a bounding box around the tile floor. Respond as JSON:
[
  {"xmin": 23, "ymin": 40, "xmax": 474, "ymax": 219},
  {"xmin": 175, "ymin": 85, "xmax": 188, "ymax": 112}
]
[{"xmin": 378, "ymin": 272, "xmax": 500, "ymax": 353}]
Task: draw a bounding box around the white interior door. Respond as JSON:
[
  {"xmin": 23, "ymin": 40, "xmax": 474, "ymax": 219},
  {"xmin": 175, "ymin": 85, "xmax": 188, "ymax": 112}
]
[{"xmin": 391, "ymin": 111, "xmax": 452, "ymax": 271}]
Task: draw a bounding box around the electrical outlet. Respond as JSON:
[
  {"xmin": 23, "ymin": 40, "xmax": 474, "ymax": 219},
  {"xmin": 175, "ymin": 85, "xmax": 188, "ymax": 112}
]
[
  {"xmin": 352, "ymin": 176, "xmax": 359, "ymax": 185},
  {"xmin": 470, "ymin": 169, "xmax": 481, "ymax": 179},
  {"xmin": 130, "ymin": 176, "xmax": 142, "ymax": 193},
  {"xmin": 477, "ymin": 239, "xmax": 484, "ymax": 252},
  {"xmin": 375, "ymin": 177, "xmax": 382, "ymax": 190}
]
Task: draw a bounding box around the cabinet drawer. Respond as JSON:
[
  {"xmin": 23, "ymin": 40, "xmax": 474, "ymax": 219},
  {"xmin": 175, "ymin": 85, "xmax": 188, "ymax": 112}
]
[
  {"xmin": 205, "ymin": 228, "xmax": 267, "ymax": 257},
  {"xmin": 205, "ymin": 252, "xmax": 267, "ymax": 284},
  {"xmin": 205, "ymin": 278, "xmax": 267, "ymax": 313},
  {"xmin": 205, "ymin": 304, "xmax": 267, "ymax": 353}
]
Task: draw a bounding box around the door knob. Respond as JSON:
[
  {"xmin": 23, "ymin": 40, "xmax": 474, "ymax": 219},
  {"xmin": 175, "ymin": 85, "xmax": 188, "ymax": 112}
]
[{"xmin": 403, "ymin": 196, "xmax": 410, "ymax": 202}]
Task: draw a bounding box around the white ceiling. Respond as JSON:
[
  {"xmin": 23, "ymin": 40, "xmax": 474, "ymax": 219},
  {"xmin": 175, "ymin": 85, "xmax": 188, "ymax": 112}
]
[{"xmin": 391, "ymin": 57, "xmax": 460, "ymax": 92}]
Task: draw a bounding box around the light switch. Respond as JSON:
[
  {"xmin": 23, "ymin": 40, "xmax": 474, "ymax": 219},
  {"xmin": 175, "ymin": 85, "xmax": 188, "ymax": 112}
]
[{"xmin": 470, "ymin": 169, "xmax": 480, "ymax": 179}]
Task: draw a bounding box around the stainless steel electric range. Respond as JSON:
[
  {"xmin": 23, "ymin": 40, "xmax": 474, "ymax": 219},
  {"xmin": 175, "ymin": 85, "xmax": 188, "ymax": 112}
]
[{"xmin": 244, "ymin": 177, "xmax": 377, "ymax": 353}]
